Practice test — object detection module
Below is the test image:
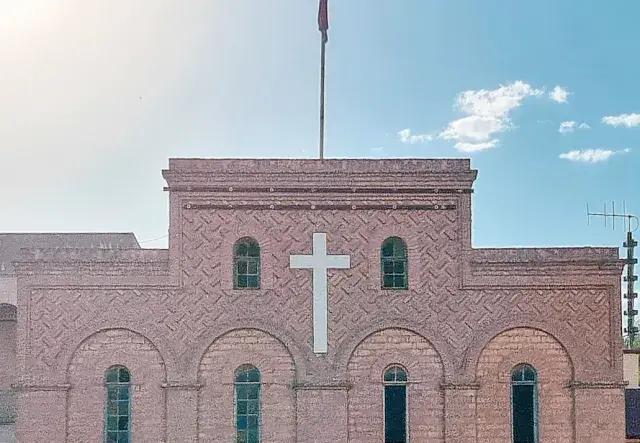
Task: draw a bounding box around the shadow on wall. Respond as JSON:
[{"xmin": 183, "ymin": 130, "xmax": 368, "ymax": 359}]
[
  {"xmin": 0, "ymin": 424, "xmax": 15, "ymax": 443},
  {"xmin": 0, "ymin": 304, "xmax": 16, "ymax": 443}
]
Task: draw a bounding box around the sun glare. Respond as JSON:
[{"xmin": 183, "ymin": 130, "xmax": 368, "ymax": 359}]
[{"xmin": 0, "ymin": 0, "xmax": 61, "ymax": 36}]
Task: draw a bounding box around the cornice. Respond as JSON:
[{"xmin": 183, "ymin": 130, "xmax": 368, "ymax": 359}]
[
  {"xmin": 166, "ymin": 185, "xmax": 474, "ymax": 195},
  {"xmin": 183, "ymin": 202, "xmax": 457, "ymax": 211},
  {"xmin": 12, "ymin": 248, "xmax": 170, "ymax": 276}
]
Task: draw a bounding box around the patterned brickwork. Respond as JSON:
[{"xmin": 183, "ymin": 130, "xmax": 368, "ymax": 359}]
[
  {"xmin": 14, "ymin": 159, "xmax": 625, "ymax": 442},
  {"xmin": 197, "ymin": 329, "xmax": 296, "ymax": 443},
  {"xmin": 66, "ymin": 329, "xmax": 166, "ymax": 443},
  {"xmin": 476, "ymin": 328, "xmax": 573, "ymax": 443},
  {"xmin": 346, "ymin": 328, "xmax": 445, "ymax": 443}
]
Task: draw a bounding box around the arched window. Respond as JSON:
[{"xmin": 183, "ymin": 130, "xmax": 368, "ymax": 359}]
[
  {"xmin": 104, "ymin": 365, "xmax": 131, "ymax": 443},
  {"xmin": 235, "ymin": 365, "xmax": 261, "ymax": 443},
  {"xmin": 383, "ymin": 365, "xmax": 407, "ymax": 443},
  {"xmin": 381, "ymin": 237, "xmax": 408, "ymax": 289},
  {"xmin": 511, "ymin": 364, "xmax": 538, "ymax": 443},
  {"xmin": 234, "ymin": 238, "xmax": 261, "ymax": 289}
]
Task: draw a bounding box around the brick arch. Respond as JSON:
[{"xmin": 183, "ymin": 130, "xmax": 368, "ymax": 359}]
[
  {"xmin": 345, "ymin": 328, "xmax": 446, "ymax": 443},
  {"xmin": 475, "ymin": 327, "xmax": 574, "ymax": 443},
  {"xmin": 462, "ymin": 316, "xmax": 576, "ymax": 379},
  {"xmin": 58, "ymin": 320, "xmax": 179, "ymax": 381},
  {"xmin": 185, "ymin": 317, "xmax": 309, "ymax": 381},
  {"xmin": 334, "ymin": 318, "xmax": 455, "ymax": 381},
  {"xmin": 66, "ymin": 328, "xmax": 167, "ymax": 443},
  {"xmin": 196, "ymin": 328, "xmax": 296, "ymax": 443}
]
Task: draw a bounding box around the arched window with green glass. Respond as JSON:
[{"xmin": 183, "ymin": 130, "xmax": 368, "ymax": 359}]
[
  {"xmin": 104, "ymin": 365, "xmax": 131, "ymax": 443},
  {"xmin": 511, "ymin": 363, "xmax": 538, "ymax": 443},
  {"xmin": 235, "ymin": 364, "xmax": 261, "ymax": 443},
  {"xmin": 234, "ymin": 238, "xmax": 261, "ymax": 289},
  {"xmin": 381, "ymin": 237, "xmax": 408, "ymax": 289},
  {"xmin": 383, "ymin": 364, "xmax": 408, "ymax": 443}
]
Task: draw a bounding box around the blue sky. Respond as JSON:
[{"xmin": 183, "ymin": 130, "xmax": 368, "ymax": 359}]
[{"xmin": 0, "ymin": 0, "xmax": 638, "ymax": 251}]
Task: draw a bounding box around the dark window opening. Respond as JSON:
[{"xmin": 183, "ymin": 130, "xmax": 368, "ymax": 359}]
[{"xmin": 511, "ymin": 364, "xmax": 538, "ymax": 443}]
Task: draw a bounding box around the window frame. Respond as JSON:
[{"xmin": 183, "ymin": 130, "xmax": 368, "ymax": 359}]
[
  {"xmin": 233, "ymin": 237, "xmax": 261, "ymax": 290},
  {"xmin": 234, "ymin": 364, "xmax": 261, "ymax": 443},
  {"xmin": 103, "ymin": 365, "xmax": 132, "ymax": 443},
  {"xmin": 510, "ymin": 363, "xmax": 539, "ymax": 443},
  {"xmin": 381, "ymin": 237, "xmax": 409, "ymax": 290},
  {"xmin": 382, "ymin": 364, "xmax": 409, "ymax": 443}
]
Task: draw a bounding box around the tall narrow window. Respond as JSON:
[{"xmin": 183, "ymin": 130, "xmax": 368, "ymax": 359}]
[
  {"xmin": 383, "ymin": 365, "xmax": 407, "ymax": 443},
  {"xmin": 381, "ymin": 237, "xmax": 408, "ymax": 289},
  {"xmin": 104, "ymin": 365, "xmax": 131, "ymax": 443},
  {"xmin": 511, "ymin": 364, "xmax": 538, "ymax": 443},
  {"xmin": 234, "ymin": 238, "xmax": 261, "ymax": 289},
  {"xmin": 235, "ymin": 365, "xmax": 261, "ymax": 443}
]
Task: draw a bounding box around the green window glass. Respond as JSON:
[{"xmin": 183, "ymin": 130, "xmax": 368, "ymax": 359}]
[
  {"xmin": 235, "ymin": 365, "xmax": 261, "ymax": 443},
  {"xmin": 234, "ymin": 238, "xmax": 261, "ymax": 289},
  {"xmin": 381, "ymin": 237, "xmax": 408, "ymax": 289},
  {"xmin": 511, "ymin": 364, "xmax": 538, "ymax": 443},
  {"xmin": 104, "ymin": 366, "xmax": 131, "ymax": 443},
  {"xmin": 383, "ymin": 365, "xmax": 407, "ymax": 443}
]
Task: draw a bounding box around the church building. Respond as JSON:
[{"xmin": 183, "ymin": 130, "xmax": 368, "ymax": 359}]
[{"xmin": 12, "ymin": 158, "xmax": 625, "ymax": 442}]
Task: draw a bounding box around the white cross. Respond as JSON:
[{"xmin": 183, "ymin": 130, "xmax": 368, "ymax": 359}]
[{"xmin": 290, "ymin": 233, "xmax": 351, "ymax": 354}]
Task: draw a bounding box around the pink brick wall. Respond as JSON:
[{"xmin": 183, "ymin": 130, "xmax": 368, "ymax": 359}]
[
  {"xmin": 476, "ymin": 328, "xmax": 573, "ymax": 443},
  {"xmin": 197, "ymin": 329, "xmax": 296, "ymax": 443},
  {"xmin": 11, "ymin": 159, "xmax": 625, "ymax": 442},
  {"xmin": 0, "ymin": 304, "xmax": 16, "ymax": 428},
  {"xmin": 347, "ymin": 328, "xmax": 445, "ymax": 443},
  {"xmin": 66, "ymin": 329, "xmax": 166, "ymax": 443},
  {"xmin": 0, "ymin": 309, "xmax": 16, "ymax": 389}
]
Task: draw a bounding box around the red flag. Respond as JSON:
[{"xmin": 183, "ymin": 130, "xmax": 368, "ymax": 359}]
[{"xmin": 318, "ymin": 0, "xmax": 328, "ymax": 43}]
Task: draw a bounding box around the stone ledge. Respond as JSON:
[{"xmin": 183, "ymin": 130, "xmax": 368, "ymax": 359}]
[
  {"xmin": 161, "ymin": 383, "xmax": 202, "ymax": 390},
  {"xmin": 293, "ymin": 381, "xmax": 351, "ymax": 391},
  {"xmin": 568, "ymin": 380, "xmax": 628, "ymax": 389},
  {"xmin": 441, "ymin": 382, "xmax": 480, "ymax": 391},
  {"xmin": 12, "ymin": 384, "xmax": 70, "ymax": 392}
]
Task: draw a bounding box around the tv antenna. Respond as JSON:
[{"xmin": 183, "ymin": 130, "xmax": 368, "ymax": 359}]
[{"xmin": 587, "ymin": 202, "xmax": 639, "ymax": 346}]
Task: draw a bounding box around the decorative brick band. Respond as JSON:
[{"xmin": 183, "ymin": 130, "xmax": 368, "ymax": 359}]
[
  {"xmin": 169, "ymin": 186, "xmax": 473, "ymax": 195},
  {"xmin": 161, "ymin": 382, "xmax": 203, "ymax": 391},
  {"xmin": 568, "ymin": 380, "xmax": 628, "ymax": 389},
  {"xmin": 13, "ymin": 384, "xmax": 70, "ymax": 392},
  {"xmin": 184, "ymin": 203, "xmax": 456, "ymax": 211},
  {"xmin": 293, "ymin": 381, "xmax": 352, "ymax": 391},
  {"xmin": 441, "ymin": 382, "xmax": 480, "ymax": 391}
]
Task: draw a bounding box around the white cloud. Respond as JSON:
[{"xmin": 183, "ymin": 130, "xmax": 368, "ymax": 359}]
[
  {"xmin": 602, "ymin": 113, "xmax": 640, "ymax": 128},
  {"xmin": 369, "ymin": 146, "xmax": 385, "ymax": 156},
  {"xmin": 558, "ymin": 121, "xmax": 590, "ymax": 134},
  {"xmin": 454, "ymin": 141, "xmax": 498, "ymax": 152},
  {"xmin": 559, "ymin": 148, "xmax": 630, "ymax": 163},
  {"xmin": 550, "ymin": 86, "xmax": 570, "ymax": 103},
  {"xmin": 397, "ymin": 128, "xmax": 433, "ymax": 144},
  {"xmin": 440, "ymin": 115, "xmax": 510, "ymax": 143},
  {"xmin": 439, "ymin": 81, "xmax": 544, "ymax": 151},
  {"xmin": 558, "ymin": 121, "xmax": 576, "ymax": 134}
]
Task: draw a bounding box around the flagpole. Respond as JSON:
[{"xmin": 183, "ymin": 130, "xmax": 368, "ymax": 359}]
[{"xmin": 319, "ymin": 38, "xmax": 326, "ymax": 160}]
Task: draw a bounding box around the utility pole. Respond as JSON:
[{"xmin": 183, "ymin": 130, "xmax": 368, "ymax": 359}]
[{"xmin": 588, "ymin": 202, "xmax": 639, "ymax": 346}]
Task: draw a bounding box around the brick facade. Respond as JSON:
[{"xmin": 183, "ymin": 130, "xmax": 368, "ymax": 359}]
[{"xmin": 11, "ymin": 159, "xmax": 626, "ymax": 442}]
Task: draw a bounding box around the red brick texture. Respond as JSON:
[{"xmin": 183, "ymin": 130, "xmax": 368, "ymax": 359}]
[
  {"xmin": 197, "ymin": 329, "xmax": 296, "ymax": 443},
  {"xmin": 347, "ymin": 328, "xmax": 444, "ymax": 443},
  {"xmin": 11, "ymin": 159, "xmax": 626, "ymax": 442},
  {"xmin": 476, "ymin": 328, "xmax": 573, "ymax": 443},
  {"xmin": 66, "ymin": 329, "xmax": 166, "ymax": 443}
]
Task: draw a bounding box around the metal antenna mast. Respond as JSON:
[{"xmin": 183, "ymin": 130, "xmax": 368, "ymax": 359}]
[{"xmin": 587, "ymin": 202, "xmax": 639, "ymax": 346}]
